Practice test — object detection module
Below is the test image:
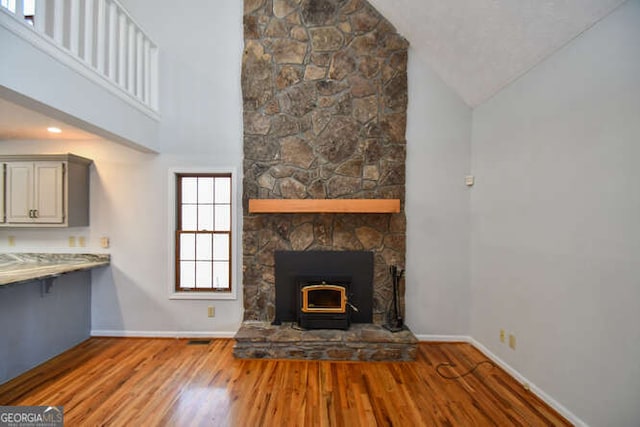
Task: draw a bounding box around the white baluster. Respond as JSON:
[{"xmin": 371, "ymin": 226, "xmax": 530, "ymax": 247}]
[
  {"xmin": 52, "ymin": 0, "xmax": 63, "ymax": 45},
  {"xmin": 136, "ymin": 32, "xmax": 143, "ymax": 99},
  {"xmin": 69, "ymin": 0, "xmax": 80, "ymax": 54},
  {"xmin": 96, "ymin": 0, "xmax": 106, "ymax": 73},
  {"xmin": 83, "ymin": 0, "xmax": 94, "ymax": 65},
  {"xmin": 107, "ymin": 1, "xmax": 117, "ymax": 80},
  {"xmin": 34, "ymin": 0, "xmax": 46, "ymax": 33},
  {"xmin": 117, "ymin": 12, "xmax": 127, "ymax": 86},
  {"xmin": 15, "ymin": 0, "xmax": 24, "ymax": 20},
  {"xmin": 127, "ymin": 23, "xmax": 135, "ymax": 93},
  {"xmin": 143, "ymin": 39, "xmax": 150, "ymax": 104},
  {"xmin": 150, "ymin": 46, "xmax": 159, "ymax": 110}
]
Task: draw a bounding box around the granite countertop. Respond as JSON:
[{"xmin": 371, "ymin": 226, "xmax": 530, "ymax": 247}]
[{"xmin": 0, "ymin": 253, "xmax": 110, "ymax": 286}]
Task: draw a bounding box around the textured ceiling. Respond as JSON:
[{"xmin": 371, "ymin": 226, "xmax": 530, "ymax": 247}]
[{"xmin": 369, "ymin": 0, "xmax": 626, "ymax": 107}]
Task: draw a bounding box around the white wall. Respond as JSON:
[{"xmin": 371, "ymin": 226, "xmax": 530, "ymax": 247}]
[
  {"xmin": 470, "ymin": 1, "xmax": 640, "ymax": 425},
  {"xmin": 0, "ymin": 0, "xmax": 245, "ymax": 336},
  {"xmin": 405, "ymin": 53, "xmax": 472, "ymax": 336}
]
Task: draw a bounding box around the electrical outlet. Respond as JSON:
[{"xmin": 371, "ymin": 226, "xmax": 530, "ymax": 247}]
[
  {"xmin": 509, "ymin": 334, "xmax": 516, "ymax": 350},
  {"xmin": 68, "ymin": 236, "xmax": 76, "ymax": 247},
  {"xmin": 78, "ymin": 236, "xmax": 86, "ymax": 247},
  {"xmin": 500, "ymin": 329, "xmax": 505, "ymax": 343},
  {"xmin": 100, "ymin": 237, "xmax": 110, "ymax": 249},
  {"xmin": 207, "ymin": 306, "xmax": 215, "ymax": 318},
  {"xmin": 8, "ymin": 236, "xmax": 15, "ymax": 247}
]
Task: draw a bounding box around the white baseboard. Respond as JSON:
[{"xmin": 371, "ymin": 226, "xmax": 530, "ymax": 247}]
[
  {"xmin": 468, "ymin": 337, "xmax": 588, "ymax": 427},
  {"xmin": 91, "ymin": 330, "xmax": 236, "ymax": 339},
  {"xmin": 415, "ymin": 334, "xmax": 471, "ymax": 342},
  {"xmin": 414, "ymin": 334, "xmax": 587, "ymax": 426}
]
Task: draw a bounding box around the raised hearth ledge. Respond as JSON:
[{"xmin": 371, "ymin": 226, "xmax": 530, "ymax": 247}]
[
  {"xmin": 248, "ymin": 199, "xmax": 401, "ymax": 214},
  {"xmin": 234, "ymin": 321, "xmax": 417, "ymax": 361}
]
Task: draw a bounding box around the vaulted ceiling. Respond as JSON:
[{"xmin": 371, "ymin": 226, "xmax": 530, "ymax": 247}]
[
  {"xmin": 369, "ymin": 0, "xmax": 627, "ymax": 106},
  {"xmin": 0, "ymin": 0, "xmax": 629, "ymax": 140}
]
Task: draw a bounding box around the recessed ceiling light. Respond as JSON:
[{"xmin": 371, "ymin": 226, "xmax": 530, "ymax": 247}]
[{"xmin": 47, "ymin": 127, "xmax": 62, "ymax": 133}]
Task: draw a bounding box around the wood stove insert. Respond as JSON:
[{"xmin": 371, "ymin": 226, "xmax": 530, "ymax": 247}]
[
  {"xmin": 298, "ymin": 280, "xmax": 350, "ymax": 330},
  {"xmin": 274, "ymin": 251, "xmax": 373, "ymax": 327}
]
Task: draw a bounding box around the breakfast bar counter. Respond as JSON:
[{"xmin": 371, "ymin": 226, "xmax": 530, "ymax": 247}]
[
  {"xmin": 0, "ymin": 252, "xmax": 110, "ymax": 384},
  {"xmin": 0, "ymin": 253, "xmax": 110, "ymax": 286}
]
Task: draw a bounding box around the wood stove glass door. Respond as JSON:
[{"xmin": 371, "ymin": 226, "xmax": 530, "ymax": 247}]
[{"xmin": 301, "ymin": 284, "xmax": 346, "ymax": 313}]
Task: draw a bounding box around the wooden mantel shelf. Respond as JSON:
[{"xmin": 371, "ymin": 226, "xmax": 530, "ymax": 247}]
[{"xmin": 248, "ymin": 199, "xmax": 400, "ymax": 214}]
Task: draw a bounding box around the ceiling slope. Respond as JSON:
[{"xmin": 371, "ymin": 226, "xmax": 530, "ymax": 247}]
[{"xmin": 369, "ymin": 0, "xmax": 627, "ymax": 107}]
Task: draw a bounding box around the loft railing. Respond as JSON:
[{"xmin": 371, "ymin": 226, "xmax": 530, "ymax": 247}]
[{"xmin": 1, "ymin": 0, "xmax": 159, "ymax": 115}]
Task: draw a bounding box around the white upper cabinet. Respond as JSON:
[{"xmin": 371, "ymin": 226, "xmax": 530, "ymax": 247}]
[
  {"xmin": 33, "ymin": 162, "xmax": 65, "ymax": 223},
  {"xmin": 0, "ymin": 154, "xmax": 92, "ymax": 228},
  {"xmin": 6, "ymin": 162, "xmax": 35, "ymax": 223}
]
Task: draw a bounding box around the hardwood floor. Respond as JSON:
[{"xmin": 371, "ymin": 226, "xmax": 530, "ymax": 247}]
[{"xmin": 0, "ymin": 338, "xmax": 571, "ymax": 426}]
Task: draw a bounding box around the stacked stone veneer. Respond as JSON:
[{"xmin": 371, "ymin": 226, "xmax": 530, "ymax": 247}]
[
  {"xmin": 242, "ymin": 0, "xmax": 408, "ymax": 325},
  {"xmin": 234, "ymin": 322, "xmax": 417, "ymax": 361}
]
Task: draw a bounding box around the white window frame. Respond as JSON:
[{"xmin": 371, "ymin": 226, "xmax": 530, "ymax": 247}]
[{"xmin": 168, "ymin": 167, "xmax": 238, "ymax": 300}]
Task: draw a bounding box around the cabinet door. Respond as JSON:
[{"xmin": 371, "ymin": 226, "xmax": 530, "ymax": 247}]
[
  {"xmin": 6, "ymin": 162, "xmax": 33, "ymax": 223},
  {"xmin": 33, "ymin": 162, "xmax": 64, "ymax": 223}
]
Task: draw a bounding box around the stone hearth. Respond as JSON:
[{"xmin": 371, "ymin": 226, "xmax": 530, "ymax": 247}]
[{"xmin": 234, "ymin": 322, "xmax": 417, "ymax": 361}]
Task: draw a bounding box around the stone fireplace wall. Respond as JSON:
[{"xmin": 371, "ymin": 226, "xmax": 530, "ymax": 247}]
[{"xmin": 242, "ymin": 0, "xmax": 408, "ymax": 324}]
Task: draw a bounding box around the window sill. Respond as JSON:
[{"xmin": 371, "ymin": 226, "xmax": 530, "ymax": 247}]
[{"xmin": 170, "ymin": 291, "xmax": 237, "ymax": 301}]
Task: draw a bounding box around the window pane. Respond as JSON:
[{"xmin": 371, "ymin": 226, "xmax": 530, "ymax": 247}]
[
  {"xmin": 182, "ymin": 205, "xmax": 197, "ymax": 230},
  {"xmin": 196, "ymin": 261, "xmax": 212, "ymax": 288},
  {"xmin": 213, "ymin": 261, "xmax": 229, "ymax": 288},
  {"xmin": 215, "ymin": 177, "xmax": 231, "ymax": 204},
  {"xmin": 198, "ymin": 177, "xmax": 214, "ymax": 204},
  {"xmin": 213, "ymin": 234, "xmax": 229, "ymax": 261},
  {"xmin": 215, "ymin": 205, "xmax": 231, "ymax": 231},
  {"xmin": 181, "ymin": 177, "xmax": 198, "ymax": 203},
  {"xmin": 198, "ymin": 205, "xmax": 214, "ymax": 230},
  {"xmin": 180, "ymin": 233, "xmax": 195, "ymax": 260},
  {"xmin": 196, "ymin": 234, "xmax": 212, "ymax": 260},
  {"xmin": 180, "ymin": 261, "xmax": 195, "ymax": 287}
]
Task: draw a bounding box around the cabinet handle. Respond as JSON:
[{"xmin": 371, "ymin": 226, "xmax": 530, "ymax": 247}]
[
  {"xmin": 28, "ymin": 210, "xmax": 34, "ymax": 218},
  {"xmin": 34, "ymin": 210, "xmax": 38, "ymax": 218}
]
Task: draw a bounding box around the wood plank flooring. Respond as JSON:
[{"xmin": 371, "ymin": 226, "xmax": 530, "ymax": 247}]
[{"xmin": 0, "ymin": 338, "xmax": 571, "ymax": 426}]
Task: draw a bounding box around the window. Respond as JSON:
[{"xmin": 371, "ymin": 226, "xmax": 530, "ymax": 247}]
[{"xmin": 175, "ymin": 173, "xmax": 232, "ymax": 293}]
